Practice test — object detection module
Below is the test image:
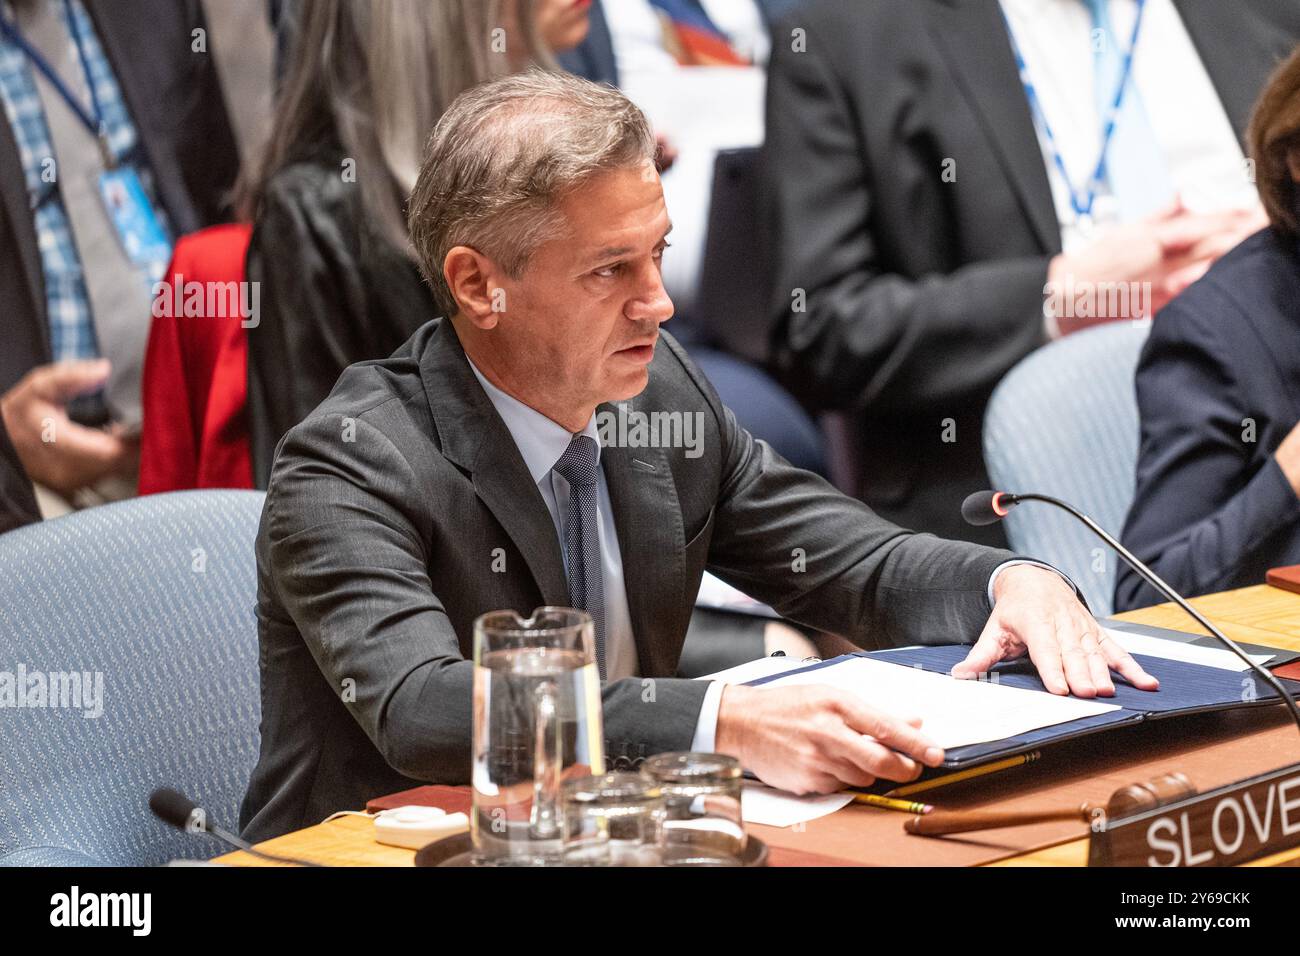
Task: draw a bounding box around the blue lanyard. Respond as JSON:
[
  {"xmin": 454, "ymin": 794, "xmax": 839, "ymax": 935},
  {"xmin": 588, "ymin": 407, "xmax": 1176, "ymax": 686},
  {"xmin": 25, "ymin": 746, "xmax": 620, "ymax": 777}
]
[
  {"xmin": 1003, "ymin": 0, "xmax": 1146, "ymax": 225},
  {"xmin": 0, "ymin": 0, "xmax": 114, "ymax": 167}
]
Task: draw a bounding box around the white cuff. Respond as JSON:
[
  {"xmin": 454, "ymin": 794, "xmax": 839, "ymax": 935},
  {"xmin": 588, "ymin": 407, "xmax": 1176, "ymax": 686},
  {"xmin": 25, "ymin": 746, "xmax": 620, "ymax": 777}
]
[{"xmin": 689, "ymin": 681, "xmax": 726, "ymax": 752}]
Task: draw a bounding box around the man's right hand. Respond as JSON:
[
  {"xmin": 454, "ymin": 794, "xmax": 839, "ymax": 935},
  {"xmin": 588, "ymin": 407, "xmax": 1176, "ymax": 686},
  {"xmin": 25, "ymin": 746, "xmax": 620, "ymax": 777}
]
[
  {"xmin": 713, "ymin": 683, "xmax": 946, "ymax": 794},
  {"xmin": 1047, "ymin": 200, "xmax": 1266, "ymax": 335},
  {"xmin": 0, "ymin": 360, "xmax": 135, "ymax": 497}
]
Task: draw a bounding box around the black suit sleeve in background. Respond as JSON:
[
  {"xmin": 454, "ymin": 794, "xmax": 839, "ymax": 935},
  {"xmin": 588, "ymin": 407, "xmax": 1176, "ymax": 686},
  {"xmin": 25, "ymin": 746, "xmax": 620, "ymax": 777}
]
[
  {"xmin": 245, "ymin": 163, "xmax": 438, "ymax": 487},
  {"xmin": 1117, "ymin": 273, "xmax": 1300, "ymax": 611},
  {"xmin": 762, "ymin": 9, "xmax": 1050, "ymax": 414},
  {"xmin": 0, "ymin": 418, "xmax": 38, "ymax": 534},
  {"xmin": 245, "ymin": 169, "xmax": 364, "ymax": 487}
]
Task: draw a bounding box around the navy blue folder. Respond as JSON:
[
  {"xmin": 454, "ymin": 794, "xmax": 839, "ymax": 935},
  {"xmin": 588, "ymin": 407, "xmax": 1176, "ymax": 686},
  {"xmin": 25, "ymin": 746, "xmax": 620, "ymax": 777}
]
[{"xmin": 746, "ymin": 643, "xmax": 1300, "ymax": 768}]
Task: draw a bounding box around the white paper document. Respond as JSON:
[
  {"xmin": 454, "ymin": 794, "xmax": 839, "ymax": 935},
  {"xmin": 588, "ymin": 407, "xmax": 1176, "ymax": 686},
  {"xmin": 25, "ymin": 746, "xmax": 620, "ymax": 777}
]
[
  {"xmin": 751, "ymin": 657, "xmax": 1120, "ymax": 750},
  {"xmin": 699, "ymin": 654, "xmax": 809, "ymax": 685},
  {"xmin": 1104, "ymin": 628, "xmax": 1272, "ymax": 672},
  {"xmin": 741, "ymin": 782, "xmax": 854, "ymax": 828}
]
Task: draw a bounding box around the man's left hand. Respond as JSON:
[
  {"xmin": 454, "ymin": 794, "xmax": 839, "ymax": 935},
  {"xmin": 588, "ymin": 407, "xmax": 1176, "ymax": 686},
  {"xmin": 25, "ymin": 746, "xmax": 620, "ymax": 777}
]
[{"xmin": 951, "ymin": 565, "xmax": 1160, "ymax": 697}]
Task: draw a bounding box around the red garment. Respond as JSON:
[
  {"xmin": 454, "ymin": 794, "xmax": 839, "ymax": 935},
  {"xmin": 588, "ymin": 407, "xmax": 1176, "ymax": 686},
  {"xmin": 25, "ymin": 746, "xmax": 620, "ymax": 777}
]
[{"xmin": 138, "ymin": 223, "xmax": 254, "ymax": 494}]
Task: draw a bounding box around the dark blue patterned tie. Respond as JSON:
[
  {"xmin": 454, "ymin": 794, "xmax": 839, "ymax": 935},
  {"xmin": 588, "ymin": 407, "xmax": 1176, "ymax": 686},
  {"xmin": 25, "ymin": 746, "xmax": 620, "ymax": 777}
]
[{"xmin": 553, "ymin": 435, "xmax": 606, "ymax": 679}]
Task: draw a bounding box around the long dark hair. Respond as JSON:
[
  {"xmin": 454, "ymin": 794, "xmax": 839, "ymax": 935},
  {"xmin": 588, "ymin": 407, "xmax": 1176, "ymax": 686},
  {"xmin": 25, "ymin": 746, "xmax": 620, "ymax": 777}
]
[{"xmin": 237, "ymin": 0, "xmax": 555, "ymax": 251}]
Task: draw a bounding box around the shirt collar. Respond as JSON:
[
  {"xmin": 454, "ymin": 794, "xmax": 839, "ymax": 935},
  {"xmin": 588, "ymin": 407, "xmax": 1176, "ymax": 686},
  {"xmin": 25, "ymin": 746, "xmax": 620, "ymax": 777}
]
[{"xmin": 465, "ymin": 355, "xmax": 601, "ymax": 486}]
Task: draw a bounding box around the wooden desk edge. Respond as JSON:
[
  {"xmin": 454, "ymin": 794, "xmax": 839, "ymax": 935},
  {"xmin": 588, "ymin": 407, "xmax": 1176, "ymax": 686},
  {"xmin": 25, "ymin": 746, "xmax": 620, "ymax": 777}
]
[{"xmin": 217, "ymin": 585, "xmax": 1300, "ymax": 868}]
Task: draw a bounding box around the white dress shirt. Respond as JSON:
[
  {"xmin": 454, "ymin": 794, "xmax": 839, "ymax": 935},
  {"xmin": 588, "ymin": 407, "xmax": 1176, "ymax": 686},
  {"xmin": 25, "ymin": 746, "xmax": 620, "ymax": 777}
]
[
  {"xmin": 466, "ymin": 358, "xmax": 726, "ymax": 750},
  {"xmin": 465, "ymin": 356, "xmax": 1070, "ymax": 766},
  {"xmin": 1001, "ymin": 0, "xmax": 1254, "ymax": 255}
]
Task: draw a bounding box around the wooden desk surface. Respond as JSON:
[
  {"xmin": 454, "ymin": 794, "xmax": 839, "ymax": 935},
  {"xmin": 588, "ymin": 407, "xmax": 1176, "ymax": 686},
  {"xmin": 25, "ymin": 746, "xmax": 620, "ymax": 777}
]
[{"xmin": 216, "ymin": 584, "xmax": 1300, "ymax": 868}]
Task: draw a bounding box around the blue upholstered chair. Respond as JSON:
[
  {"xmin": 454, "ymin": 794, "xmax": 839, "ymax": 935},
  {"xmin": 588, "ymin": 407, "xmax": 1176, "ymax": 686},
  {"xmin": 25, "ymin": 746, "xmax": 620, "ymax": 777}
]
[
  {"xmin": 0, "ymin": 490, "xmax": 264, "ymax": 866},
  {"xmin": 983, "ymin": 321, "xmax": 1151, "ymax": 616}
]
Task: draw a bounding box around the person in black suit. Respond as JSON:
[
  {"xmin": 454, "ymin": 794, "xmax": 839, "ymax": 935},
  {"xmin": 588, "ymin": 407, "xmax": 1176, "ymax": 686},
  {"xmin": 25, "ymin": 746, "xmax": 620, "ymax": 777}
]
[
  {"xmin": 239, "ymin": 70, "xmax": 1156, "ymax": 842},
  {"xmin": 0, "ymin": 0, "xmax": 238, "ymax": 508},
  {"xmin": 1117, "ymin": 47, "xmax": 1300, "ymax": 611},
  {"xmin": 762, "ymin": 0, "xmax": 1300, "ymax": 545}
]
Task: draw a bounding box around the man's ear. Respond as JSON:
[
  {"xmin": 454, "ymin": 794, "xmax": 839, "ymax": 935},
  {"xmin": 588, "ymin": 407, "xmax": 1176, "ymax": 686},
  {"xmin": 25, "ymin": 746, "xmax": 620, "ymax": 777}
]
[
  {"xmin": 1287, "ymin": 146, "xmax": 1300, "ymax": 184},
  {"xmin": 443, "ymin": 246, "xmax": 504, "ymax": 329}
]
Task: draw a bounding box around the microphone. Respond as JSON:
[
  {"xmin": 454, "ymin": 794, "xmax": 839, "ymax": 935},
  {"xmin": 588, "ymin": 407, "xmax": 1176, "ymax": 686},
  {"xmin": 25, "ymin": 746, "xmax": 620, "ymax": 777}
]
[
  {"xmin": 149, "ymin": 787, "xmax": 325, "ymax": 867},
  {"xmin": 962, "ymin": 490, "xmax": 1016, "ymax": 527},
  {"xmin": 963, "ymin": 489, "xmax": 1300, "ymax": 737}
]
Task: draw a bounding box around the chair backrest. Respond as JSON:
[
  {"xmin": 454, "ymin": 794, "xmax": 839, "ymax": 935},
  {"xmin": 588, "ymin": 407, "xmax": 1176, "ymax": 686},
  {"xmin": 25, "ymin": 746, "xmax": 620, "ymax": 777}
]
[
  {"xmin": 983, "ymin": 322, "xmax": 1151, "ymax": 616},
  {"xmin": 696, "ymin": 147, "xmax": 769, "ymax": 364},
  {"xmin": 0, "ymin": 490, "xmax": 265, "ymax": 865}
]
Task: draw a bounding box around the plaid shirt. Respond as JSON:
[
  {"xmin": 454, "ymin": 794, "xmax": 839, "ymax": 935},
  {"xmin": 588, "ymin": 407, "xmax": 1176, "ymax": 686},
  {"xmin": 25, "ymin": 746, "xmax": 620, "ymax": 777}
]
[{"xmin": 0, "ymin": 0, "xmax": 167, "ymax": 370}]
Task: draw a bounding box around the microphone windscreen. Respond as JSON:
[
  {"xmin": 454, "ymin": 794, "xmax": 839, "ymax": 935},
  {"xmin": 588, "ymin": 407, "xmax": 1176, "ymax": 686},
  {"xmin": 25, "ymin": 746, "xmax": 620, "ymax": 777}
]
[
  {"xmin": 961, "ymin": 490, "xmax": 1009, "ymax": 526},
  {"xmin": 150, "ymin": 787, "xmax": 200, "ymax": 830}
]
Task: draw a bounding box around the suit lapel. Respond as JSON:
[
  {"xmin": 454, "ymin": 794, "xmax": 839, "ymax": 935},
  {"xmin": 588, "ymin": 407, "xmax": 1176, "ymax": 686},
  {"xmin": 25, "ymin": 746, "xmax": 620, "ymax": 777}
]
[
  {"xmin": 472, "ymin": 434, "xmax": 572, "ymax": 609},
  {"xmin": 0, "ymin": 83, "xmax": 47, "ymax": 355},
  {"xmin": 927, "ymin": 0, "xmax": 1060, "ymax": 253},
  {"xmin": 419, "ymin": 320, "xmax": 569, "ymax": 608},
  {"xmin": 420, "ymin": 322, "xmax": 689, "ymax": 672},
  {"xmin": 599, "ymin": 400, "xmax": 685, "ymax": 678},
  {"xmin": 83, "ymin": 0, "xmax": 197, "ymax": 234}
]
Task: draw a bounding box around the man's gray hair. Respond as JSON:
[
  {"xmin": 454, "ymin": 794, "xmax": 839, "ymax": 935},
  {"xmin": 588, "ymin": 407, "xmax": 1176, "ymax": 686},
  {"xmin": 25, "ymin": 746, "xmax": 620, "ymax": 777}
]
[{"xmin": 408, "ymin": 70, "xmax": 657, "ymax": 315}]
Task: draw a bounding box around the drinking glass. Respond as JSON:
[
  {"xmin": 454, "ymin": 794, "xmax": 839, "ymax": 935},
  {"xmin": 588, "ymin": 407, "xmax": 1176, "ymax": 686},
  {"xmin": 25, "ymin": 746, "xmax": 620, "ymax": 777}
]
[
  {"xmin": 562, "ymin": 771, "xmax": 663, "ymax": 866},
  {"xmin": 471, "ymin": 607, "xmax": 604, "ymax": 865},
  {"xmin": 643, "ymin": 752, "xmax": 746, "ymax": 866}
]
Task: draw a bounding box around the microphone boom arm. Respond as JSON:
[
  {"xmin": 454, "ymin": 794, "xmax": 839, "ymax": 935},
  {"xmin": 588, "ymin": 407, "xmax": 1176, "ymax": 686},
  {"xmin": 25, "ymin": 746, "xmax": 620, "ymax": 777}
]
[{"xmin": 1003, "ymin": 491, "xmax": 1300, "ymax": 738}]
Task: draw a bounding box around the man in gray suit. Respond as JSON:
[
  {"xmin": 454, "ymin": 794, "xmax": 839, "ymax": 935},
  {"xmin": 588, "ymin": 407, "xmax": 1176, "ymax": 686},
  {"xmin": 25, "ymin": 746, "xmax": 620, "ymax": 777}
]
[{"xmin": 239, "ymin": 71, "xmax": 1157, "ymax": 842}]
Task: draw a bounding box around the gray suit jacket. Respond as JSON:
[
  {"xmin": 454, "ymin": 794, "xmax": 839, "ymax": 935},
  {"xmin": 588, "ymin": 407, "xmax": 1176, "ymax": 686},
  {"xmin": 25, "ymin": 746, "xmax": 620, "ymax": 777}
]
[{"xmin": 239, "ymin": 319, "xmax": 1015, "ymax": 840}]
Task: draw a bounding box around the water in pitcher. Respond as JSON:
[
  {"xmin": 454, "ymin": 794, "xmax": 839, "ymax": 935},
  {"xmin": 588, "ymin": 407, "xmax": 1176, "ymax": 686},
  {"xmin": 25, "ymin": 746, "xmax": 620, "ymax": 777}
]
[{"xmin": 471, "ymin": 645, "xmax": 603, "ymax": 864}]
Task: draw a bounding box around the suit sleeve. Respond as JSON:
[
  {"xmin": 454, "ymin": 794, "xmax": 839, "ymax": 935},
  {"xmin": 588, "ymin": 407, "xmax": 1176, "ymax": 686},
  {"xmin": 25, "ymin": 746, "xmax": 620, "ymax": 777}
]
[
  {"xmin": 762, "ymin": 16, "xmax": 1049, "ymax": 412},
  {"xmin": 669, "ymin": 340, "xmax": 1014, "ymax": 648},
  {"xmin": 264, "ymin": 412, "xmax": 707, "ymax": 783},
  {"xmin": 1116, "ymin": 291, "xmax": 1300, "ymax": 610},
  {"xmin": 0, "ymin": 416, "xmax": 38, "ymax": 534}
]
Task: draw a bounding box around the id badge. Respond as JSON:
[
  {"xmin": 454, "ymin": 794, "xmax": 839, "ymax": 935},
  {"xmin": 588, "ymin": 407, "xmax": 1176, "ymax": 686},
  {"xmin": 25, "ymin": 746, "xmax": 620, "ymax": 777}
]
[{"xmin": 96, "ymin": 166, "xmax": 172, "ymax": 282}]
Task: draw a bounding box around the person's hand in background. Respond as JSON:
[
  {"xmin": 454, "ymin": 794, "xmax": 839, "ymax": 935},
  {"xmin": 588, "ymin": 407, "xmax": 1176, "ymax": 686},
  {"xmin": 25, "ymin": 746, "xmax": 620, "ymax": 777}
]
[
  {"xmin": 1047, "ymin": 198, "xmax": 1267, "ymax": 335},
  {"xmin": 0, "ymin": 360, "xmax": 137, "ymax": 498},
  {"xmin": 535, "ymin": 0, "xmax": 593, "ymax": 55}
]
